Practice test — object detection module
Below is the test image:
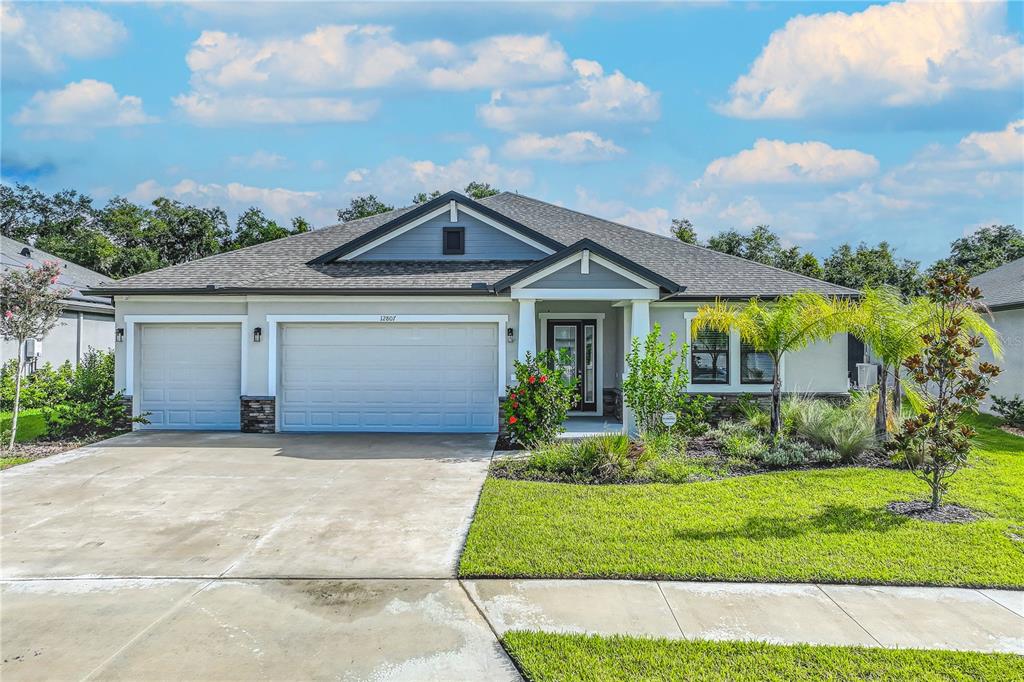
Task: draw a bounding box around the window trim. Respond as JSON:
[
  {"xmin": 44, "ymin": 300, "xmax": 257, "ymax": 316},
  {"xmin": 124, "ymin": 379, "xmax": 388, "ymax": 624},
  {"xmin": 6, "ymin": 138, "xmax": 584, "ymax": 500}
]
[
  {"xmin": 690, "ymin": 329, "xmax": 730, "ymax": 385},
  {"xmin": 740, "ymin": 341, "xmax": 775, "ymax": 385},
  {"xmin": 442, "ymin": 227, "xmax": 465, "ymax": 255}
]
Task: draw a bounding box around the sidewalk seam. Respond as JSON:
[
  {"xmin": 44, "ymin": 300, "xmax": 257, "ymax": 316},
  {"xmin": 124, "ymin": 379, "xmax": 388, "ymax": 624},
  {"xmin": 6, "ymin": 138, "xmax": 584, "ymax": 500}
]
[
  {"xmin": 656, "ymin": 581, "xmax": 687, "ymax": 639},
  {"xmin": 975, "ymin": 588, "xmax": 1024, "ymax": 618},
  {"xmin": 458, "ymin": 580, "xmax": 525, "ymax": 682},
  {"xmin": 815, "ymin": 584, "xmax": 885, "ymax": 648}
]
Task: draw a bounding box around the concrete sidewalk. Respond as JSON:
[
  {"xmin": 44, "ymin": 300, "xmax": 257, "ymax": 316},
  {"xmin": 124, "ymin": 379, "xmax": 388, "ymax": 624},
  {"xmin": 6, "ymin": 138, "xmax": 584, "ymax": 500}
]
[{"xmin": 464, "ymin": 579, "xmax": 1024, "ymax": 654}]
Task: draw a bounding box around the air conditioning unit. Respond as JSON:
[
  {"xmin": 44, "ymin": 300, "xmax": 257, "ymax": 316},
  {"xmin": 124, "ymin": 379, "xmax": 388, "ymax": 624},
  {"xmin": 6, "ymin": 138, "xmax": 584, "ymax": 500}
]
[{"xmin": 856, "ymin": 362, "xmax": 879, "ymax": 388}]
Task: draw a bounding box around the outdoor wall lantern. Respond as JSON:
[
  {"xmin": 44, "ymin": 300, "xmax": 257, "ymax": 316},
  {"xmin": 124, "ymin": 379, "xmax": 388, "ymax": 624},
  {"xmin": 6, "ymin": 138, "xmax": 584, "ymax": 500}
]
[
  {"xmin": 507, "ymin": 326, "xmax": 515, "ymax": 343},
  {"xmin": 115, "ymin": 328, "xmax": 124, "ymax": 342},
  {"xmin": 253, "ymin": 327, "xmax": 262, "ymax": 343}
]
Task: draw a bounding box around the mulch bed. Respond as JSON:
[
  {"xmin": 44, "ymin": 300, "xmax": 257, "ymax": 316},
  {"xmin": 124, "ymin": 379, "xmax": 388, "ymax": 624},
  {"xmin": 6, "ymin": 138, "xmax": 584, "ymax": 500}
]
[
  {"xmin": 999, "ymin": 425, "xmax": 1024, "ymax": 438},
  {"xmin": 887, "ymin": 500, "xmax": 982, "ymax": 524},
  {"xmin": 2, "ymin": 435, "xmax": 109, "ymax": 468}
]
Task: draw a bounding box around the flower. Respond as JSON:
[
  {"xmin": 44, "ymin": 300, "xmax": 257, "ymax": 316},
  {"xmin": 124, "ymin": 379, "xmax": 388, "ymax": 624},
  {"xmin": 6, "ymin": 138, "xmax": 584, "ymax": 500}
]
[
  {"xmin": 539, "ymin": 375, "xmax": 548, "ymax": 383},
  {"xmin": 528, "ymin": 376, "xmax": 536, "ymax": 384},
  {"xmin": 50, "ymin": 276, "xmax": 59, "ymax": 284},
  {"xmin": 3, "ymin": 311, "xmax": 12, "ymax": 319},
  {"xmin": 508, "ymin": 416, "xmax": 518, "ymax": 424},
  {"xmin": 512, "ymin": 402, "xmax": 519, "ymax": 408}
]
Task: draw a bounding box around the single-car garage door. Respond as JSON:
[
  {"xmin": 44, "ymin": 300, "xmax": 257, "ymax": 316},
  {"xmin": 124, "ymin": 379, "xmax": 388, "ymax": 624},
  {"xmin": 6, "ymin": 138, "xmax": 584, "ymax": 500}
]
[
  {"xmin": 138, "ymin": 324, "xmax": 241, "ymax": 430},
  {"xmin": 279, "ymin": 323, "xmax": 498, "ymax": 432}
]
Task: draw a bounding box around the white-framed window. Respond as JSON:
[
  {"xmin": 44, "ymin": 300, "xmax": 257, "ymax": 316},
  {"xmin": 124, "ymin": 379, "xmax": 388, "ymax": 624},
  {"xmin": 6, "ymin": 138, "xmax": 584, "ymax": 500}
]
[{"xmin": 682, "ymin": 311, "xmax": 782, "ymax": 392}]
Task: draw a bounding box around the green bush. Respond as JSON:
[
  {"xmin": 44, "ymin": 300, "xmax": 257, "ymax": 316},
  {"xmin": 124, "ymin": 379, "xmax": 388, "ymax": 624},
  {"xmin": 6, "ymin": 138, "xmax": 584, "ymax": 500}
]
[
  {"xmin": 45, "ymin": 349, "xmax": 139, "ymax": 439},
  {"xmin": 992, "ymin": 395, "xmax": 1024, "ymax": 429},
  {"xmin": 761, "ymin": 440, "xmax": 814, "ymax": 468},
  {"xmin": 0, "ymin": 359, "xmax": 73, "ymax": 411},
  {"xmin": 505, "ymin": 350, "xmax": 578, "ymax": 447},
  {"xmin": 721, "ymin": 431, "xmax": 769, "ymax": 460},
  {"xmin": 784, "ymin": 397, "xmax": 876, "ymax": 463}
]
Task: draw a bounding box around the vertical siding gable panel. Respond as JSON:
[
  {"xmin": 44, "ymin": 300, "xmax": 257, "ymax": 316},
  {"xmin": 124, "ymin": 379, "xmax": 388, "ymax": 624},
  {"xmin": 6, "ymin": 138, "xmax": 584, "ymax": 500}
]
[{"xmin": 353, "ymin": 214, "xmax": 545, "ymax": 260}]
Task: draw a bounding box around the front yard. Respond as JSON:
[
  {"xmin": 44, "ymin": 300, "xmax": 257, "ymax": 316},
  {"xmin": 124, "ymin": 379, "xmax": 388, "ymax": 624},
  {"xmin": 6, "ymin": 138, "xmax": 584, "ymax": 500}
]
[
  {"xmin": 502, "ymin": 632, "xmax": 1024, "ymax": 682},
  {"xmin": 461, "ymin": 415, "xmax": 1024, "ymax": 587}
]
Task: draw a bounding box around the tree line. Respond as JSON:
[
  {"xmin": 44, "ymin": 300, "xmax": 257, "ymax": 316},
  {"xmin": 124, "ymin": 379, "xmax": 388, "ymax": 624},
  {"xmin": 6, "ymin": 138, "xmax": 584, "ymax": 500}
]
[{"xmin": 2, "ymin": 181, "xmax": 1020, "ymax": 288}]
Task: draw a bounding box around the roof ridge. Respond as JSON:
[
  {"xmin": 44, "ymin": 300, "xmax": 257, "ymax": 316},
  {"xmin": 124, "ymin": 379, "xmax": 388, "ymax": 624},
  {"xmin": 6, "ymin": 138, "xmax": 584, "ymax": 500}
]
[{"xmin": 496, "ymin": 192, "xmax": 859, "ymax": 295}]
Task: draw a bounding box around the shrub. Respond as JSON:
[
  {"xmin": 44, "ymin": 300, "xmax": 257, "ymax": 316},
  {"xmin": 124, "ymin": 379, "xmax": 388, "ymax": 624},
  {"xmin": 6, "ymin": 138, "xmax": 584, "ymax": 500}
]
[
  {"xmin": 761, "ymin": 440, "xmax": 814, "ymax": 468},
  {"xmin": 505, "ymin": 350, "xmax": 578, "ymax": 447},
  {"xmin": 45, "ymin": 349, "xmax": 140, "ymax": 438},
  {"xmin": 0, "ymin": 359, "xmax": 73, "ymax": 411},
  {"xmin": 784, "ymin": 397, "xmax": 876, "ymax": 463},
  {"xmin": 992, "ymin": 395, "xmax": 1024, "ymax": 429},
  {"xmin": 623, "ymin": 325, "xmax": 710, "ymax": 436},
  {"xmin": 720, "ymin": 431, "xmax": 768, "ymax": 460}
]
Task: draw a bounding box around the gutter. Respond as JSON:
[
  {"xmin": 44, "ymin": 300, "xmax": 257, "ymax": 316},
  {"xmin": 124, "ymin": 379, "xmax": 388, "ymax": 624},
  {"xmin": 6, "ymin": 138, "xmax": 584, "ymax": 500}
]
[{"xmin": 82, "ymin": 286, "xmax": 507, "ymax": 297}]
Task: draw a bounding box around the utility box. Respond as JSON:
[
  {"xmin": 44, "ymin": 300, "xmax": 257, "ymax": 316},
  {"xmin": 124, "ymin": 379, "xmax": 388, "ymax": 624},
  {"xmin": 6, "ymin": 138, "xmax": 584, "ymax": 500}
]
[
  {"xmin": 856, "ymin": 362, "xmax": 878, "ymax": 388},
  {"xmin": 24, "ymin": 338, "xmax": 41, "ymax": 359}
]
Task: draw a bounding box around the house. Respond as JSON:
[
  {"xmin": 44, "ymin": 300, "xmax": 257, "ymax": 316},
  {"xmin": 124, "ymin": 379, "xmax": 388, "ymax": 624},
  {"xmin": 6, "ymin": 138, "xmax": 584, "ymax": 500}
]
[
  {"xmin": 84, "ymin": 191, "xmax": 856, "ymax": 433},
  {"xmin": 971, "ymin": 257, "xmax": 1024, "ymax": 407},
  {"xmin": 1, "ymin": 238, "xmax": 115, "ymax": 371}
]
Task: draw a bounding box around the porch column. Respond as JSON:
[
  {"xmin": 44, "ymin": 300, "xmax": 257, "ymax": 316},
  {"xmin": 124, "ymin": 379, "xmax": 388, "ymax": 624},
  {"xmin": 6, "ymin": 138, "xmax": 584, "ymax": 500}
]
[
  {"xmin": 517, "ymin": 298, "xmax": 537, "ymax": 363},
  {"xmin": 630, "ymin": 300, "xmax": 651, "ymax": 348}
]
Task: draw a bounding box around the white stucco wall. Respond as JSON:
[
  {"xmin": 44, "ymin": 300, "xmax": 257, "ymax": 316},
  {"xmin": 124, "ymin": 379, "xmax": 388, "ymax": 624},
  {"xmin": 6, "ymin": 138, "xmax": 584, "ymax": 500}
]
[
  {"xmin": 980, "ymin": 307, "xmax": 1024, "ymax": 406},
  {"xmin": 1, "ymin": 309, "xmax": 114, "ymax": 370}
]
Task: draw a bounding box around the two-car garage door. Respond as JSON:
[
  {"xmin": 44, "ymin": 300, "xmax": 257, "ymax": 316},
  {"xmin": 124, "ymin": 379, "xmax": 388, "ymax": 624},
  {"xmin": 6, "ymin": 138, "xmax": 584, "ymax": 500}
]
[{"xmin": 278, "ymin": 323, "xmax": 498, "ymax": 432}]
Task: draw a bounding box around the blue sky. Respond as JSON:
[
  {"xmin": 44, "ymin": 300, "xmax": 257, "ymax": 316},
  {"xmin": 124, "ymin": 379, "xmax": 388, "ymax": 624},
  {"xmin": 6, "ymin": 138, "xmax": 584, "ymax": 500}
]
[{"xmin": 2, "ymin": 1, "xmax": 1022, "ymax": 265}]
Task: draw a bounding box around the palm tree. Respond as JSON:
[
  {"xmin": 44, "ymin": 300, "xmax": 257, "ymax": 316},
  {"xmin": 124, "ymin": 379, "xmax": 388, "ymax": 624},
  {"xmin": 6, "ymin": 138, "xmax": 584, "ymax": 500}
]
[
  {"xmin": 692, "ymin": 292, "xmax": 854, "ymax": 436},
  {"xmin": 850, "ymin": 286, "xmax": 1002, "ymax": 438}
]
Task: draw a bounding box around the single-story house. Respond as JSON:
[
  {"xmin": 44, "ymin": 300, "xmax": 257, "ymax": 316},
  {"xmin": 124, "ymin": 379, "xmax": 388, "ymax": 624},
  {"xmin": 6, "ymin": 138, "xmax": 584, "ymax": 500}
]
[
  {"xmin": 2, "ymin": 238, "xmax": 115, "ymax": 371},
  {"xmin": 85, "ymin": 191, "xmax": 857, "ymax": 433},
  {"xmin": 971, "ymin": 257, "xmax": 1023, "ymax": 407}
]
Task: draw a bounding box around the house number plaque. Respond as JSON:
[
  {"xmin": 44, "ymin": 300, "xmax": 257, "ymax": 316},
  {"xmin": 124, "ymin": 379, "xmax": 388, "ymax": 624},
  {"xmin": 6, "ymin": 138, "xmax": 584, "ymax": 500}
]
[{"xmin": 379, "ymin": 315, "xmax": 398, "ymax": 322}]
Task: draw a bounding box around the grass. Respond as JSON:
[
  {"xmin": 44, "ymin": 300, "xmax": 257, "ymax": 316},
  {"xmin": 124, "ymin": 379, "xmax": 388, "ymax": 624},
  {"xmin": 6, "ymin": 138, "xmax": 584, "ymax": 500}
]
[
  {"xmin": 0, "ymin": 408, "xmax": 48, "ymax": 443},
  {"xmin": 502, "ymin": 631, "xmax": 1024, "ymax": 682},
  {"xmin": 0, "ymin": 456, "xmax": 32, "ymax": 470},
  {"xmin": 460, "ymin": 414, "xmax": 1024, "ymax": 587}
]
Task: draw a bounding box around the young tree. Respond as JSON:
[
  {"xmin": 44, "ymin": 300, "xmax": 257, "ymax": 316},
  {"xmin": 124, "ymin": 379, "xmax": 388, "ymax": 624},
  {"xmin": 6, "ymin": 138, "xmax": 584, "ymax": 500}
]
[
  {"xmin": 692, "ymin": 293, "xmax": 853, "ymax": 436},
  {"xmin": 887, "ymin": 273, "xmax": 1001, "ymax": 510},
  {"xmin": 337, "ymin": 195, "xmax": 394, "ymax": 222},
  {"xmin": 1, "ymin": 261, "xmax": 67, "ymax": 449},
  {"xmin": 671, "ymin": 218, "xmax": 698, "ymax": 244}
]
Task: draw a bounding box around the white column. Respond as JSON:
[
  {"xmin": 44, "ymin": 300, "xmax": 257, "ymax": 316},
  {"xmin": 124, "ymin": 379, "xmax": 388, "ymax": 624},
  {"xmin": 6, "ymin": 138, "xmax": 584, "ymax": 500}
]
[
  {"xmin": 630, "ymin": 299, "xmax": 651, "ymax": 347},
  {"xmin": 517, "ymin": 299, "xmax": 537, "ymax": 364}
]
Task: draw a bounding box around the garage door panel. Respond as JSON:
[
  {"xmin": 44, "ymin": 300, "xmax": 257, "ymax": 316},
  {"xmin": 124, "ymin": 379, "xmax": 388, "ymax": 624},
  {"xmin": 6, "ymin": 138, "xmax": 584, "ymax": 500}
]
[
  {"xmin": 279, "ymin": 322, "xmax": 497, "ymax": 433},
  {"xmin": 139, "ymin": 324, "xmax": 241, "ymax": 431}
]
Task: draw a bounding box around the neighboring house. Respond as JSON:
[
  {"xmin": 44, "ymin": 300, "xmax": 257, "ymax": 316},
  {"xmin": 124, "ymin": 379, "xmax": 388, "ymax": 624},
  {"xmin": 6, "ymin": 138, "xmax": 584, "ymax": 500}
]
[
  {"xmin": 971, "ymin": 257, "xmax": 1024, "ymax": 407},
  {"xmin": 85, "ymin": 191, "xmax": 857, "ymax": 433},
  {"xmin": 1, "ymin": 238, "xmax": 115, "ymax": 371}
]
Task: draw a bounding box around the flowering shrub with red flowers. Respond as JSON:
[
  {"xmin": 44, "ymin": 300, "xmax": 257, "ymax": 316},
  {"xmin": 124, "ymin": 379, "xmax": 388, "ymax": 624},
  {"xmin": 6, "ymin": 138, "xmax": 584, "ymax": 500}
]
[{"xmin": 505, "ymin": 349, "xmax": 578, "ymax": 447}]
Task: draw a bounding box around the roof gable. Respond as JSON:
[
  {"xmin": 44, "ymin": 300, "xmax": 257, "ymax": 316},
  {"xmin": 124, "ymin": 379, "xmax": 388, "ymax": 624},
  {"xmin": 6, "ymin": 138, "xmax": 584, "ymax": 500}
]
[{"xmin": 308, "ymin": 191, "xmax": 563, "ymax": 265}]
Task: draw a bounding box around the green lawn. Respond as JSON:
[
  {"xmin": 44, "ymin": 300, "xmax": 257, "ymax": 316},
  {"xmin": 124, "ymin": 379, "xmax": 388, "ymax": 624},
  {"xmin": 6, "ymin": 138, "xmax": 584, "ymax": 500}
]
[
  {"xmin": 502, "ymin": 632, "xmax": 1024, "ymax": 682},
  {"xmin": 461, "ymin": 414, "xmax": 1024, "ymax": 587},
  {"xmin": 0, "ymin": 408, "xmax": 48, "ymax": 443}
]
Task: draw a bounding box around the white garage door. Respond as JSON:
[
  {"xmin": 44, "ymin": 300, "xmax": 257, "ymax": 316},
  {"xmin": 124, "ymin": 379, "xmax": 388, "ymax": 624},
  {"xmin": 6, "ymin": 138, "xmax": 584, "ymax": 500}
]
[
  {"xmin": 138, "ymin": 324, "xmax": 241, "ymax": 430},
  {"xmin": 279, "ymin": 323, "xmax": 498, "ymax": 432}
]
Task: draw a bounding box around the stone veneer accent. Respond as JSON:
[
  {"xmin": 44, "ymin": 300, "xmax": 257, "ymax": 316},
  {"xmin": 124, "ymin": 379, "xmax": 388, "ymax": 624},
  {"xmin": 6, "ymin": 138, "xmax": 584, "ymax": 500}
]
[
  {"xmin": 497, "ymin": 396, "xmax": 508, "ymax": 435},
  {"xmin": 114, "ymin": 394, "xmax": 135, "ymax": 432},
  {"xmin": 241, "ymin": 396, "xmax": 276, "ymax": 433}
]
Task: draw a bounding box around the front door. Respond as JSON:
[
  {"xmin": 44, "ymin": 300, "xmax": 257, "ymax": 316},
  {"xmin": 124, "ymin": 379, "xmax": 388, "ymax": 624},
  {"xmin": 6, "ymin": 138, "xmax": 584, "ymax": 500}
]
[{"xmin": 546, "ymin": 320, "xmax": 598, "ymax": 412}]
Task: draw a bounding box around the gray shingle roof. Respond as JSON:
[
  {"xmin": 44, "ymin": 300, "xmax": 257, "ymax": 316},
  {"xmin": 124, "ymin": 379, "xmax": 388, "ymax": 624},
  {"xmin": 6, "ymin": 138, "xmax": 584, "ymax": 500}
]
[
  {"xmin": 87, "ymin": 192, "xmax": 857, "ymax": 298},
  {"xmin": 2, "ymin": 237, "xmax": 114, "ymax": 310},
  {"xmin": 970, "ymin": 257, "xmax": 1024, "ymax": 310}
]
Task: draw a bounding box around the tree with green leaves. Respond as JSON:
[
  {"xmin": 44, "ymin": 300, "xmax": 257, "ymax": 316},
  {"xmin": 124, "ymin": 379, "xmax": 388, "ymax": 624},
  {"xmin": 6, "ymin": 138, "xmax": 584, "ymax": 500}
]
[
  {"xmin": 852, "ymin": 286, "xmax": 1001, "ymax": 439},
  {"xmin": 412, "ymin": 190, "xmax": 443, "ymax": 204},
  {"xmin": 338, "ymin": 194, "xmax": 394, "ymax": 222},
  {"xmin": 692, "ymin": 292, "xmax": 854, "ymax": 436},
  {"xmin": 226, "ymin": 207, "xmax": 291, "ymax": 250},
  {"xmin": 887, "ymin": 272, "xmax": 1001, "ymax": 510},
  {"xmin": 464, "ymin": 181, "xmax": 500, "ymax": 199},
  {"xmin": 823, "ymin": 242, "xmax": 924, "ymax": 297},
  {"xmin": 671, "ymin": 218, "xmax": 698, "ymax": 244},
  {"xmin": 929, "ymin": 224, "xmax": 1024, "ymax": 278},
  {"xmin": 1, "ymin": 261, "xmax": 67, "ymax": 449}
]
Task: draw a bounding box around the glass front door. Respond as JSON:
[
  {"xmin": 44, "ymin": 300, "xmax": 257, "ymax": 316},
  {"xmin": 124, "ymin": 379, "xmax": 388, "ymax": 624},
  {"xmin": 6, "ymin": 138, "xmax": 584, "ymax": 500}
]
[{"xmin": 547, "ymin": 320, "xmax": 597, "ymax": 412}]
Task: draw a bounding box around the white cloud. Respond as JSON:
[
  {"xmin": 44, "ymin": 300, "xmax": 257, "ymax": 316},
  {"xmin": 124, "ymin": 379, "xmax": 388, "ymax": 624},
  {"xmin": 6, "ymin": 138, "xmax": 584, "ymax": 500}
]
[
  {"xmin": 172, "ymin": 92, "xmax": 378, "ymax": 125},
  {"xmin": 345, "ymin": 146, "xmax": 532, "ymax": 200},
  {"xmin": 13, "ymin": 79, "xmax": 155, "ymax": 129},
  {"xmin": 575, "ymin": 187, "xmax": 671, "ymax": 235},
  {"xmin": 702, "ymin": 139, "xmax": 879, "ymax": 184},
  {"xmin": 720, "ymin": 1, "xmax": 1023, "ymax": 119},
  {"xmin": 1, "ymin": 4, "xmax": 127, "ymax": 76},
  {"xmin": 129, "ymin": 178, "xmax": 319, "ymax": 217},
  {"xmin": 229, "ymin": 150, "xmax": 290, "ymax": 170},
  {"xmin": 425, "ymin": 35, "xmax": 569, "ymax": 89},
  {"xmin": 479, "ymin": 59, "xmax": 660, "ymax": 130},
  {"xmin": 502, "ymin": 131, "xmax": 625, "ymax": 162},
  {"xmin": 958, "ymin": 119, "xmax": 1024, "ymax": 166}
]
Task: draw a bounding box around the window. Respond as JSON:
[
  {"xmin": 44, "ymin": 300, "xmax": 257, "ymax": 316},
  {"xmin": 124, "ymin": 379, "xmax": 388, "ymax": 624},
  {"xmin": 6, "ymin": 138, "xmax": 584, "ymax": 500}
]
[
  {"xmin": 741, "ymin": 342, "xmax": 775, "ymax": 384},
  {"xmin": 443, "ymin": 227, "xmax": 465, "ymax": 255},
  {"xmin": 691, "ymin": 330, "xmax": 729, "ymax": 384}
]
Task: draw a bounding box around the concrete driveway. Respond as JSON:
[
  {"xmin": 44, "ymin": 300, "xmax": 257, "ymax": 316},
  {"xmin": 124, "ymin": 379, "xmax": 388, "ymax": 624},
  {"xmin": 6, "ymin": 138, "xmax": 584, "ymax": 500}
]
[{"xmin": 1, "ymin": 431, "xmax": 519, "ymax": 681}]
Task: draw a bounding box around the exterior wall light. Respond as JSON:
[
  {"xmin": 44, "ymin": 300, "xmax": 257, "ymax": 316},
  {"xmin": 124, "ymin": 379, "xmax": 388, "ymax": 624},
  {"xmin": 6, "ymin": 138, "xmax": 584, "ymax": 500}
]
[
  {"xmin": 115, "ymin": 328, "xmax": 124, "ymax": 342},
  {"xmin": 253, "ymin": 327, "xmax": 262, "ymax": 343},
  {"xmin": 507, "ymin": 326, "xmax": 515, "ymax": 343}
]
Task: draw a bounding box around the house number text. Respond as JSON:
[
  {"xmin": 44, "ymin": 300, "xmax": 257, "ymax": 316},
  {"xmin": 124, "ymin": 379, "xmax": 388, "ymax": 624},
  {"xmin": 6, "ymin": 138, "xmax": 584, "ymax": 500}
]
[{"xmin": 379, "ymin": 315, "xmax": 398, "ymax": 322}]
